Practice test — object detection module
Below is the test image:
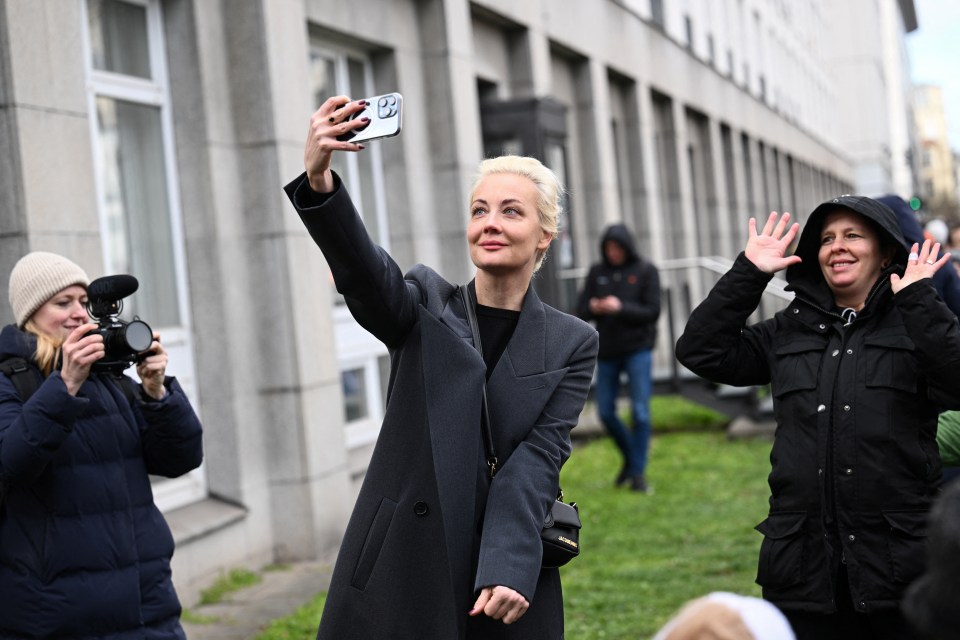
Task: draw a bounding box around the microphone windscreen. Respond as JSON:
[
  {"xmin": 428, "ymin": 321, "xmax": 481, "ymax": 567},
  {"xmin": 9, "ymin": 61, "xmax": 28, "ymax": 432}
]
[{"xmin": 87, "ymin": 274, "xmax": 139, "ymax": 302}]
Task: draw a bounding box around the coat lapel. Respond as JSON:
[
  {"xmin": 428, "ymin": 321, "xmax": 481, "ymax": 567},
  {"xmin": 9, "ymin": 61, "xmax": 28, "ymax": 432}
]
[{"xmin": 486, "ymin": 286, "xmax": 566, "ymax": 457}]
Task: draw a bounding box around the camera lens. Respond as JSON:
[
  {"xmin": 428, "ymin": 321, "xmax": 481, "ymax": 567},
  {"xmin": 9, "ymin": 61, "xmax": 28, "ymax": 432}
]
[{"xmin": 124, "ymin": 320, "xmax": 153, "ymax": 353}]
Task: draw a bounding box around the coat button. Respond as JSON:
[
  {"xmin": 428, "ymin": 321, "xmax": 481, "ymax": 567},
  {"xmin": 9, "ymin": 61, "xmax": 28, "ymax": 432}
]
[
  {"xmin": 847, "ymin": 349, "xmax": 853, "ymax": 354},
  {"xmin": 844, "ymin": 405, "xmax": 851, "ymax": 411},
  {"xmin": 831, "ymin": 349, "xmax": 839, "ymax": 357},
  {"xmin": 817, "ymin": 404, "xmax": 826, "ymax": 413},
  {"xmin": 848, "ymin": 534, "xmax": 856, "ymax": 542},
  {"xmin": 414, "ymin": 501, "xmax": 429, "ymax": 516},
  {"xmin": 793, "ymin": 308, "xmax": 800, "ymax": 314},
  {"xmin": 845, "ymin": 468, "xmax": 853, "ymax": 475},
  {"xmin": 819, "ymin": 324, "xmax": 827, "ymax": 330}
]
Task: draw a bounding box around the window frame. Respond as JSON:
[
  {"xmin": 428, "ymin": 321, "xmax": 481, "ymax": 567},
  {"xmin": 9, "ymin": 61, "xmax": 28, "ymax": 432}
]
[{"xmin": 80, "ymin": 0, "xmax": 205, "ymax": 512}]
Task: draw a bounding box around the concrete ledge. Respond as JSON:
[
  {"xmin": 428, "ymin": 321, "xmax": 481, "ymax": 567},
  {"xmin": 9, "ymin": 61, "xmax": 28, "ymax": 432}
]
[{"xmin": 167, "ymin": 496, "xmax": 248, "ymax": 546}]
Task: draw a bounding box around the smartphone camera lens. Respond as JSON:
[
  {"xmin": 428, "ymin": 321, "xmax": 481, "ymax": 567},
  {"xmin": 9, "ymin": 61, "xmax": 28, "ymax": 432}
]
[{"xmin": 378, "ymin": 95, "xmax": 398, "ymax": 118}]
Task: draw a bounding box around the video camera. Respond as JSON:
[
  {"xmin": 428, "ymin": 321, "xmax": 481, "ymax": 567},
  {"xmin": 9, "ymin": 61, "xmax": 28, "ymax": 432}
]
[{"xmin": 85, "ymin": 275, "xmax": 154, "ymax": 373}]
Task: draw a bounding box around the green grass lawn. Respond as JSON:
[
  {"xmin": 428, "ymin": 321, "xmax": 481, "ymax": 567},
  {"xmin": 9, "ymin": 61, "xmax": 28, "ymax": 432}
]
[
  {"xmin": 254, "ymin": 397, "xmax": 773, "ymax": 639},
  {"xmin": 561, "ymin": 433, "xmax": 771, "ymax": 638}
]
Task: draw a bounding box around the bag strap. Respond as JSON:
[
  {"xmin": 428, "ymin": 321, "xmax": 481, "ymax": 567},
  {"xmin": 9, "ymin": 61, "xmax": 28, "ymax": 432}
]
[
  {"xmin": 0, "ymin": 355, "xmax": 43, "ymax": 403},
  {"xmin": 0, "ymin": 355, "xmax": 45, "ymax": 511},
  {"xmin": 459, "ymin": 285, "xmax": 498, "ymax": 478}
]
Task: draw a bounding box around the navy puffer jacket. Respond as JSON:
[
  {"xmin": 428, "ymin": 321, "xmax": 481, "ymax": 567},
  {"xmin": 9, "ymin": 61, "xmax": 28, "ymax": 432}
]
[{"xmin": 0, "ymin": 324, "xmax": 203, "ymax": 639}]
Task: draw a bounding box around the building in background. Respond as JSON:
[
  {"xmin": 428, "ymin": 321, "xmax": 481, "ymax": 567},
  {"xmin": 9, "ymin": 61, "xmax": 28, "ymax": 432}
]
[
  {"xmin": 824, "ymin": 0, "xmax": 919, "ymax": 198},
  {"xmin": 0, "ymin": 0, "xmax": 919, "ymax": 604},
  {"xmin": 914, "ymin": 84, "xmax": 959, "ymax": 218}
]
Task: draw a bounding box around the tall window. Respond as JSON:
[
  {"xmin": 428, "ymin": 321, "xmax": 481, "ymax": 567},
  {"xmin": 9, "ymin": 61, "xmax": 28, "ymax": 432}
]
[
  {"xmin": 83, "ymin": 0, "xmax": 203, "ymax": 511},
  {"xmin": 85, "ymin": 0, "xmax": 183, "ymax": 327},
  {"xmin": 309, "ymin": 39, "xmax": 392, "ymax": 449}
]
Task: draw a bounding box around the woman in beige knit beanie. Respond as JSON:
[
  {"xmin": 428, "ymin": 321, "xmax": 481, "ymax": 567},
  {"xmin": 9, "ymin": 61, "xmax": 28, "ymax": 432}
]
[
  {"xmin": 0, "ymin": 251, "xmax": 203, "ymax": 638},
  {"xmin": 7, "ymin": 251, "xmax": 94, "ymax": 378}
]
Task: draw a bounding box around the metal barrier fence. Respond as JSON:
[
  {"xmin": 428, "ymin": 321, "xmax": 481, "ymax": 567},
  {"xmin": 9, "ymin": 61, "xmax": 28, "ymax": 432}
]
[{"xmin": 556, "ymin": 256, "xmax": 795, "ymax": 397}]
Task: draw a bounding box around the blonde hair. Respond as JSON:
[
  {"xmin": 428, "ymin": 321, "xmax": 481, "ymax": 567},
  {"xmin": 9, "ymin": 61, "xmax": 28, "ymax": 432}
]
[
  {"xmin": 471, "ymin": 156, "xmax": 564, "ymax": 272},
  {"xmin": 23, "ymin": 319, "xmax": 63, "ymax": 376}
]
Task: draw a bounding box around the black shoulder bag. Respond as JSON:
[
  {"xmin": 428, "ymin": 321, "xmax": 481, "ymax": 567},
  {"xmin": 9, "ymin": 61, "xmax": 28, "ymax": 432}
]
[{"xmin": 458, "ymin": 285, "xmax": 582, "ymax": 568}]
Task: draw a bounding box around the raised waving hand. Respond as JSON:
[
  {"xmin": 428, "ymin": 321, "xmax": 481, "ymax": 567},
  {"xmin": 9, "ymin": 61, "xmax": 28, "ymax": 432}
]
[
  {"xmin": 891, "ymin": 238, "xmax": 952, "ymax": 294},
  {"xmin": 744, "ymin": 211, "xmax": 802, "ymax": 274}
]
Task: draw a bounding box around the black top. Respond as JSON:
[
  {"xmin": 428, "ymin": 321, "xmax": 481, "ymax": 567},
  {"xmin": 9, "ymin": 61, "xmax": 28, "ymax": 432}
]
[
  {"xmin": 468, "ymin": 282, "xmax": 520, "ymax": 378},
  {"xmin": 476, "ymin": 303, "xmax": 520, "ymax": 379}
]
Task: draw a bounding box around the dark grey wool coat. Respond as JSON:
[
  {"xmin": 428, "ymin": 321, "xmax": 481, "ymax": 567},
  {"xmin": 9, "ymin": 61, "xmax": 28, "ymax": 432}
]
[{"xmin": 285, "ymin": 172, "xmax": 598, "ymax": 640}]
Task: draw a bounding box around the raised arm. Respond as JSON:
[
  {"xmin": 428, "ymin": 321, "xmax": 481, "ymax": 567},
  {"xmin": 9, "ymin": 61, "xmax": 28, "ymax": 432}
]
[
  {"xmin": 675, "ymin": 214, "xmax": 794, "ymax": 387},
  {"xmin": 286, "ymin": 97, "xmax": 422, "ymax": 348}
]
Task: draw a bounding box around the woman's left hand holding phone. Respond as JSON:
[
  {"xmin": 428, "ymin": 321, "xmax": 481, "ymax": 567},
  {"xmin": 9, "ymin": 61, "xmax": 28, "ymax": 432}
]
[
  {"xmin": 305, "ymin": 95, "xmax": 368, "ymax": 193},
  {"xmin": 60, "ymin": 324, "xmax": 104, "ymax": 396}
]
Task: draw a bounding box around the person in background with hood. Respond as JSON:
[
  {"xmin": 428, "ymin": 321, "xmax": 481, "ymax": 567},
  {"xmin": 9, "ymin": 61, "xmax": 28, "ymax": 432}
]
[
  {"xmin": 876, "ymin": 194, "xmax": 960, "ymax": 318},
  {"xmin": 675, "ymin": 196, "xmax": 960, "ymax": 639},
  {"xmin": 576, "ymin": 223, "xmax": 661, "ymax": 492}
]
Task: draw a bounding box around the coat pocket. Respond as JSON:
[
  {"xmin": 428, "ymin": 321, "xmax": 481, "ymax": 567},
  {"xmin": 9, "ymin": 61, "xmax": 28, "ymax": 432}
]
[
  {"xmin": 350, "ymin": 496, "xmax": 398, "ymax": 591},
  {"xmin": 864, "ymin": 332, "xmax": 918, "ymax": 393},
  {"xmin": 881, "ymin": 509, "xmax": 927, "ymax": 585},
  {"xmin": 755, "ymin": 511, "xmax": 807, "ymax": 589},
  {"xmin": 771, "ymin": 339, "xmax": 825, "ymax": 398}
]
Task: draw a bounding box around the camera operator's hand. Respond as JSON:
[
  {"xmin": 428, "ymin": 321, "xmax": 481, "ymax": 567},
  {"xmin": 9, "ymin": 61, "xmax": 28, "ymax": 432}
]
[
  {"xmin": 61, "ymin": 323, "xmax": 105, "ymax": 396},
  {"xmin": 137, "ymin": 332, "xmax": 168, "ymax": 401},
  {"xmin": 304, "ymin": 95, "xmax": 367, "ymax": 193}
]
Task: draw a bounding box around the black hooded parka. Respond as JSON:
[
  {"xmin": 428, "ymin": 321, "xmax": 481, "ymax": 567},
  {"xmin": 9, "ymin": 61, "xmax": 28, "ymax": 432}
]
[
  {"xmin": 575, "ymin": 223, "xmax": 661, "ymax": 359},
  {"xmin": 676, "ymin": 195, "xmax": 960, "ymax": 614}
]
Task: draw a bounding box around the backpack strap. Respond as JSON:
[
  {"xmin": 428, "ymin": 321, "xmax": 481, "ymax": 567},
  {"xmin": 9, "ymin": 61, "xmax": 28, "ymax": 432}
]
[
  {"xmin": 0, "ymin": 356, "xmax": 44, "ymax": 511},
  {"xmin": 0, "ymin": 356, "xmax": 43, "ymax": 403}
]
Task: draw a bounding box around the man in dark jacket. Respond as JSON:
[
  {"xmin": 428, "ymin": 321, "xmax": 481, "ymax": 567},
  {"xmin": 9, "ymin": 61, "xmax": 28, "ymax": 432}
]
[{"xmin": 576, "ymin": 223, "xmax": 661, "ymax": 492}]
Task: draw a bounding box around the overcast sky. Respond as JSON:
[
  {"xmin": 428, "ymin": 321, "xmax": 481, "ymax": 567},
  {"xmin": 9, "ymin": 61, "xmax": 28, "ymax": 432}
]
[{"xmin": 908, "ymin": 0, "xmax": 960, "ymax": 150}]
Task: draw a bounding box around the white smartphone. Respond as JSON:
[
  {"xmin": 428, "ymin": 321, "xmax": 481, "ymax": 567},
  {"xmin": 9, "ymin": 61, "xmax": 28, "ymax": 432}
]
[{"xmin": 336, "ymin": 92, "xmax": 403, "ymax": 143}]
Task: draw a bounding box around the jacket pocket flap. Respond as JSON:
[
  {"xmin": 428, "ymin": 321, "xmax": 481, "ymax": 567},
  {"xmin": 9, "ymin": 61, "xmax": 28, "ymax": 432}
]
[
  {"xmin": 863, "ymin": 333, "xmax": 915, "ymax": 351},
  {"xmin": 882, "ymin": 510, "xmax": 927, "ymax": 537},
  {"xmin": 774, "ymin": 339, "xmax": 827, "ymax": 356},
  {"xmin": 755, "ymin": 511, "xmax": 806, "ymax": 539}
]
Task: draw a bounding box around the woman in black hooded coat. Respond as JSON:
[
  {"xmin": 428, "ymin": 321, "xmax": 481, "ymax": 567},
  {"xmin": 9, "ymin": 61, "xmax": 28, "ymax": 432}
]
[{"xmin": 676, "ymin": 196, "xmax": 960, "ymax": 639}]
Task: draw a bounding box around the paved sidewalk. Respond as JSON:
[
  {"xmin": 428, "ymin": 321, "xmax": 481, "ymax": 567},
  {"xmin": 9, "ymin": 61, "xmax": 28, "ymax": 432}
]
[{"xmin": 182, "ymin": 561, "xmax": 332, "ymax": 640}]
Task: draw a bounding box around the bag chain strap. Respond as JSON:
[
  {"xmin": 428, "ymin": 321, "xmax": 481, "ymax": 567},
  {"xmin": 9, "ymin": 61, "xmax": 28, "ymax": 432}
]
[{"xmin": 459, "ymin": 285, "xmax": 498, "ymax": 478}]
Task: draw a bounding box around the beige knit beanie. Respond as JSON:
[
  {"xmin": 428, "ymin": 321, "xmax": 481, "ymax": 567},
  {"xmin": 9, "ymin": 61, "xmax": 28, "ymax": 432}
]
[{"xmin": 8, "ymin": 252, "xmax": 90, "ymax": 328}]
